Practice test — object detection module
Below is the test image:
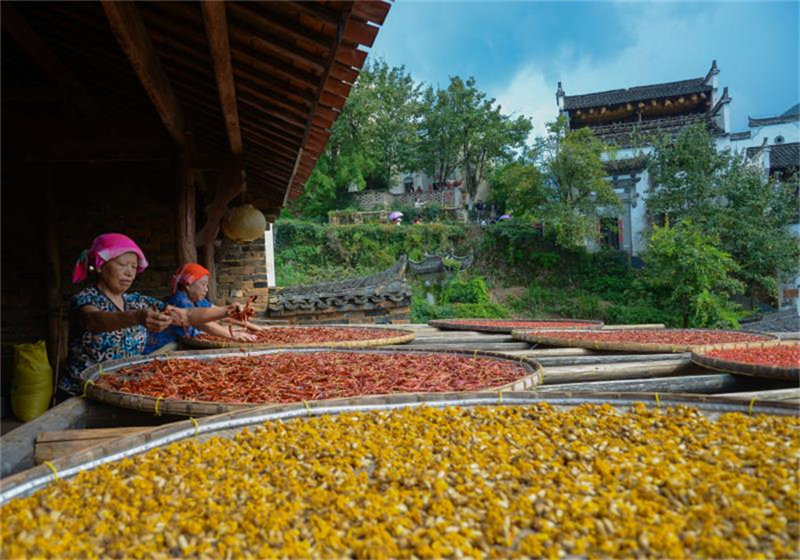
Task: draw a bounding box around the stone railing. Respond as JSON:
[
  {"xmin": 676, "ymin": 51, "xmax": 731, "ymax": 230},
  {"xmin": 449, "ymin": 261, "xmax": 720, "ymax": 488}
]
[{"xmin": 352, "ymin": 187, "xmax": 463, "ymax": 210}]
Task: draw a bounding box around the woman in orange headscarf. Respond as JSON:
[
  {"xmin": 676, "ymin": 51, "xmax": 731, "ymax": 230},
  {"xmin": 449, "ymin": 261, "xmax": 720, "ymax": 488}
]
[{"xmin": 145, "ymin": 263, "xmax": 261, "ymax": 353}]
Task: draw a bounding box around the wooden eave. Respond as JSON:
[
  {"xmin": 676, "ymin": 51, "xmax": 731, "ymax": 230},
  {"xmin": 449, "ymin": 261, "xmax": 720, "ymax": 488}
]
[{"xmin": 2, "ymin": 1, "xmax": 391, "ymax": 211}]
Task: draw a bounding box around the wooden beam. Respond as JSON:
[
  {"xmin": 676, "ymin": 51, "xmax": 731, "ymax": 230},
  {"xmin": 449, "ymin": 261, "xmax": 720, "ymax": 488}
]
[
  {"xmin": 196, "ymin": 159, "xmax": 245, "ymax": 247},
  {"xmin": 201, "ymin": 242, "xmax": 217, "ymax": 302},
  {"xmin": 101, "ymin": 1, "xmax": 188, "ymax": 147},
  {"xmin": 202, "ymin": 2, "xmax": 243, "ymax": 156},
  {"xmin": 1, "ymin": 4, "xmax": 98, "ymax": 118}
]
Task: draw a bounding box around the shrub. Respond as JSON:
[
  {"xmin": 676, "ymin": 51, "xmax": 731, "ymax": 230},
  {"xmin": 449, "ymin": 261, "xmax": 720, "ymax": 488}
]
[{"xmin": 442, "ymin": 276, "xmax": 490, "ymax": 305}]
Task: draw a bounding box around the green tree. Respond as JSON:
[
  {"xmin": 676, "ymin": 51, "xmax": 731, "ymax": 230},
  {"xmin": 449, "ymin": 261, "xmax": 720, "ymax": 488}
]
[
  {"xmin": 718, "ymin": 165, "xmax": 799, "ymax": 303},
  {"xmin": 646, "ymin": 123, "xmax": 728, "ymax": 227},
  {"xmin": 418, "ymin": 76, "xmax": 531, "ymax": 198},
  {"xmin": 533, "ymin": 116, "xmax": 620, "ymax": 248},
  {"xmin": 488, "ymin": 156, "xmax": 545, "ymax": 216},
  {"xmin": 646, "ymin": 123, "xmax": 799, "ymax": 302},
  {"xmin": 642, "ymin": 219, "xmax": 743, "ymax": 328},
  {"xmin": 288, "ymin": 59, "xmax": 422, "ymax": 219}
]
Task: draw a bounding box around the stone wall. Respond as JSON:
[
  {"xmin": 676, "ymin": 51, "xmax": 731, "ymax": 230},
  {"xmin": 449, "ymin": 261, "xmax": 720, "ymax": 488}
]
[{"xmin": 214, "ymin": 237, "xmax": 269, "ymax": 312}]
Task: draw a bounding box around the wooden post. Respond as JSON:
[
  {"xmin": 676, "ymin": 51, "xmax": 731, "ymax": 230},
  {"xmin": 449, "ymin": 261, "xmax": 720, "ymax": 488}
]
[
  {"xmin": 176, "ymin": 155, "xmax": 197, "ymax": 264},
  {"xmin": 44, "ymin": 182, "xmax": 61, "ymax": 372},
  {"xmin": 201, "ymin": 242, "xmax": 217, "ymax": 303}
]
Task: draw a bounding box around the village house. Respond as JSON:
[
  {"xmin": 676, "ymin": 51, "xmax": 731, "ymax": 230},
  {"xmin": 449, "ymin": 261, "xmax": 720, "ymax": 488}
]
[{"xmin": 556, "ymin": 61, "xmax": 799, "ymax": 309}]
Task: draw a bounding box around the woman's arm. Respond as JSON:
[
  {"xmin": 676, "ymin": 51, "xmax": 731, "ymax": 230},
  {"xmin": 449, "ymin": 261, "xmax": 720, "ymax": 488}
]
[
  {"xmin": 175, "ymin": 303, "xmax": 242, "ymax": 328},
  {"xmin": 199, "ymin": 321, "xmax": 257, "ymax": 341},
  {"xmin": 80, "ymin": 305, "xmax": 173, "ymax": 333}
]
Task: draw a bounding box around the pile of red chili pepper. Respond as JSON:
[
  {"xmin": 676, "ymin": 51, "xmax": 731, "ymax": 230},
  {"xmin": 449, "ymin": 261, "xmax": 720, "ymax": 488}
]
[
  {"xmin": 525, "ymin": 329, "xmax": 772, "ymax": 346},
  {"xmin": 446, "ymin": 319, "xmax": 598, "ymax": 328},
  {"xmin": 195, "ymin": 326, "xmax": 404, "ymax": 344},
  {"xmin": 702, "ymin": 345, "xmax": 800, "ymax": 369},
  {"xmin": 94, "ymin": 352, "xmax": 529, "ymax": 403}
]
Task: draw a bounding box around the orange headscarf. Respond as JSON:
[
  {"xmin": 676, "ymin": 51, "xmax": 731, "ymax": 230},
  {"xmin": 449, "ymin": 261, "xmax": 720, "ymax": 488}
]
[{"xmin": 171, "ymin": 263, "xmax": 210, "ymax": 294}]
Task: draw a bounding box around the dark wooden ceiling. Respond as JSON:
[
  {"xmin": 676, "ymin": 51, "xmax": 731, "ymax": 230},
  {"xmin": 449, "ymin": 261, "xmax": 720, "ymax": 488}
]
[{"xmin": 2, "ymin": 1, "xmax": 391, "ymax": 210}]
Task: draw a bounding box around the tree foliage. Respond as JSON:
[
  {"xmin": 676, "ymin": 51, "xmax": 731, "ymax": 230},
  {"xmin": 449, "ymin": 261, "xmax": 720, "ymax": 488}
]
[
  {"xmin": 642, "ymin": 220, "xmax": 743, "ymax": 328},
  {"xmin": 416, "ymin": 76, "xmax": 531, "ymax": 198},
  {"xmin": 646, "ymin": 123, "xmax": 799, "ymax": 300}
]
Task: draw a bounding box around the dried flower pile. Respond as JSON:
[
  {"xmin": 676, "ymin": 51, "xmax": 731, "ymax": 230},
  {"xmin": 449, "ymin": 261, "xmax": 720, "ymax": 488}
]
[{"xmin": 3, "ymin": 404, "xmax": 797, "ymax": 559}]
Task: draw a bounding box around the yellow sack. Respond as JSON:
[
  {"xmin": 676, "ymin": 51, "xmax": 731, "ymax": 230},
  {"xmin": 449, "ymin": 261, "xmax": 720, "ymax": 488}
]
[{"xmin": 11, "ymin": 340, "xmax": 53, "ymax": 422}]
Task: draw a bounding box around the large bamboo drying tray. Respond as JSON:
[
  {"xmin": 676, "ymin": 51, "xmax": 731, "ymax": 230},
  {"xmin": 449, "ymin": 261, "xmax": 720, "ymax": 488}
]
[
  {"xmin": 180, "ymin": 325, "xmax": 415, "ymax": 349},
  {"xmin": 513, "ymin": 328, "xmax": 777, "ymax": 353},
  {"xmin": 79, "ymin": 347, "xmax": 543, "ymax": 417},
  {"xmin": 692, "ymin": 340, "xmax": 800, "ymax": 381},
  {"xmin": 2, "ymin": 390, "xmax": 795, "ymax": 504},
  {"xmin": 429, "ymin": 318, "xmax": 603, "ymax": 334}
]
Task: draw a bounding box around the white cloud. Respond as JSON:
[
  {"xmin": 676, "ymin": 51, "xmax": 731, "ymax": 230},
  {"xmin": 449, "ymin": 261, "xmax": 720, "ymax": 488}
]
[{"xmin": 491, "ymin": 3, "xmax": 724, "ymax": 140}]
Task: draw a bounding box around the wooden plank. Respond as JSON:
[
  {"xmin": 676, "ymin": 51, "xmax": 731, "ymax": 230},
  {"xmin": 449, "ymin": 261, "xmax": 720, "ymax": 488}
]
[
  {"xmin": 37, "ymin": 427, "xmax": 151, "ymax": 443},
  {"xmin": 351, "ymin": 1, "xmax": 392, "ymax": 26},
  {"xmin": 603, "ymin": 324, "xmax": 665, "ymax": 330},
  {"xmin": 227, "ymin": 24, "xmax": 326, "ymax": 73},
  {"xmin": 202, "ymin": 1, "xmax": 243, "ymax": 156},
  {"xmin": 539, "ymin": 373, "xmax": 792, "ymax": 394},
  {"xmin": 1, "ymin": 397, "xmax": 89, "ymax": 478},
  {"xmin": 102, "ymin": 0, "xmax": 187, "ymax": 147},
  {"xmin": 713, "ymin": 388, "xmax": 800, "ymax": 402},
  {"xmin": 404, "ymin": 342, "xmax": 532, "ymax": 351},
  {"xmin": 343, "ymin": 18, "xmax": 379, "ymax": 47},
  {"xmin": 497, "ymin": 348, "xmax": 594, "ymax": 357},
  {"xmin": 541, "ymin": 359, "xmax": 694, "ymax": 382},
  {"xmin": 535, "ymin": 353, "xmax": 690, "ymax": 367}
]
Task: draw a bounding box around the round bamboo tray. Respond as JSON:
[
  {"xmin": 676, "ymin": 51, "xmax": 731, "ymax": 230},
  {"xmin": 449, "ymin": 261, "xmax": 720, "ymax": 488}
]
[
  {"xmin": 428, "ymin": 318, "xmax": 603, "ymax": 334},
  {"xmin": 513, "ymin": 328, "xmax": 777, "ymax": 353},
  {"xmin": 180, "ymin": 325, "xmax": 415, "ymax": 349},
  {"xmin": 691, "ymin": 340, "xmax": 800, "ymax": 380},
  {"xmin": 2, "ymin": 390, "xmax": 795, "ymax": 505},
  {"xmin": 78, "ymin": 347, "xmax": 543, "ymax": 417}
]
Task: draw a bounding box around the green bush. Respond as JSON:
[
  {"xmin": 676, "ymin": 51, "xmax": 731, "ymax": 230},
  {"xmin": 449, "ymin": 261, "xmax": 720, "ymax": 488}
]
[
  {"xmin": 442, "ymin": 276, "xmax": 490, "ymax": 305},
  {"xmin": 605, "ymin": 302, "xmax": 679, "ymax": 326}
]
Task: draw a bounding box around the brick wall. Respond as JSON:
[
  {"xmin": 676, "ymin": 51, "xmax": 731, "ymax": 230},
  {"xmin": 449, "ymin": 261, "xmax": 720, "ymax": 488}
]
[
  {"xmin": 1, "ymin": 163, "xmax": 179, "ymax": 416},
  {"xmin": 215, "ymin": 237, "xmax": 269, "ymax": 312}
]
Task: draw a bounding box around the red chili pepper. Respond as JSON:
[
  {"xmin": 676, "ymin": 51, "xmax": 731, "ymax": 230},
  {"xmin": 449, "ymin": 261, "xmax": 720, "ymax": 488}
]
[
  {"xmin": 525, "ymin": 329, "xmax": 771, "ymax": 346},
  {"xmin": 96, "ymin": 352, "xmax": 529, "ymax": 404},
  {"xmin": 704, "ymin": 345, "xmax": 800, "ymax": 368},
  {"xmin": 197, "ymin": 327, "xmax": 404, "ymax": 345}
]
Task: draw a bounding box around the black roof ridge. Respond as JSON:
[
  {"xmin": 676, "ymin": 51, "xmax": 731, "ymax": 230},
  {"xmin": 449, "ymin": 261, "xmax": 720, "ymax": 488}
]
[{"xmin": 563, "ymin": 76, "xmax": 706, "ymax": 101}]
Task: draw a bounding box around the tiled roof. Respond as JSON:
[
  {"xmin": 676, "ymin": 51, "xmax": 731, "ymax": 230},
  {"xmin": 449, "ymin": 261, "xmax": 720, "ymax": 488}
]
[
  {"xmin": 748, "ymin": 113, "xmax": 800, "ymax": 127},
  {"xmin": 603, "ymin": 155, "xmax": 648, "ymax": 175},
  {"xmin": 730, "ymin": 131, "xmax": 752, "ymax": 141},
  {"xmin": 746, "ymin": 142, "xmax": 799, "ymax": 170},
  {"xmin": 770, "ymin": 142, "xmax": 799, "ymax": 170},
  {"xmin": 563, "ymin": 78, "xmax": 711, "ymax": 110}
]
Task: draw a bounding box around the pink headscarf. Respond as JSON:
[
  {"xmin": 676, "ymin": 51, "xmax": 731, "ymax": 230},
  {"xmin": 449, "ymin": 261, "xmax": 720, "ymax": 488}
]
[
  {"xmin": 171, "ymin": 263, "xmax": 210, "ymax": 295},
  {"xmin": 72, "ymin": 233, "xmax": 149, "ymax": 284}
]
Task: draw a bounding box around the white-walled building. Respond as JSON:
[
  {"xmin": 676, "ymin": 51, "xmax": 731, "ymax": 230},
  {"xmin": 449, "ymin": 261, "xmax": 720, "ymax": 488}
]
[{"xmin": 557, "ymin": 62, "xmax": 799, "ymax": 308}]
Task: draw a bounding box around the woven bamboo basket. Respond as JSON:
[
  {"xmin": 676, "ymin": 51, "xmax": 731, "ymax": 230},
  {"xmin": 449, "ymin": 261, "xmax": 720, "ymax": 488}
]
[
  {"xmin": 180, "ymin": 325, "xmax": 415, "ymax": 349},
  {"xmin": 691, "ymin": 340, "xmax": 800, "ymax": 380},
  {"xmin": 2, "ymin": 390, "xmax": 795, "ymax": 504},
  {"xmin": 78, "ymin": 347, "xmax": 543, "ymax": 417},
  {"xmin": 512, "ymin": 328, "xmax": 777, "ymax": 353},
  {"xmin": 428, "ymin": 318, "xmax": 603, "ymax": 334}
]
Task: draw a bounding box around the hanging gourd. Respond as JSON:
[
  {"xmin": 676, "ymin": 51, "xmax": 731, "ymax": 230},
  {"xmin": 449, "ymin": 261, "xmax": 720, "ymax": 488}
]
[{"xmin": 222, "ymin": 204, "xmax": 267, "ymax": 242}]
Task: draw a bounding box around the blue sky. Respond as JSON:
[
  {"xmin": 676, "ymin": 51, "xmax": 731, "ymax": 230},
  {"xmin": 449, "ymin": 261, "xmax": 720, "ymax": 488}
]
[{"xmin": 368, "ymin": 1, "xmax": 800, "ymax": 136}]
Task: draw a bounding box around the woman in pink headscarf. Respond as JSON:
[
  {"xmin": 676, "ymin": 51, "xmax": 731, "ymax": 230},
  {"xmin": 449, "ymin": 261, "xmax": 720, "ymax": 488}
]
[{"xmin": 61, "ymin": 233, "xmax": 242, "ymax": 396}]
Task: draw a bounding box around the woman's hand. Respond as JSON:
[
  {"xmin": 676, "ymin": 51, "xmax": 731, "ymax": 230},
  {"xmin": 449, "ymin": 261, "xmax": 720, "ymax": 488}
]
[
  {"xmin": 225, "ymin": 303, "xmax": 245, "ymax": 318},
  {"xmin": 231, "ymin": 331, "xmax": 258, "ymax": 342},
  {"xmin": 245, "ymin": 322, "xmax": 267, "ymax": 332},
  {"xmin": 164, "ymin": 305, "xmax": 189, "ymax": 328},
  {"xmin": 137, "ymin": 309, "xmax": 173, "ymax": 333}
]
